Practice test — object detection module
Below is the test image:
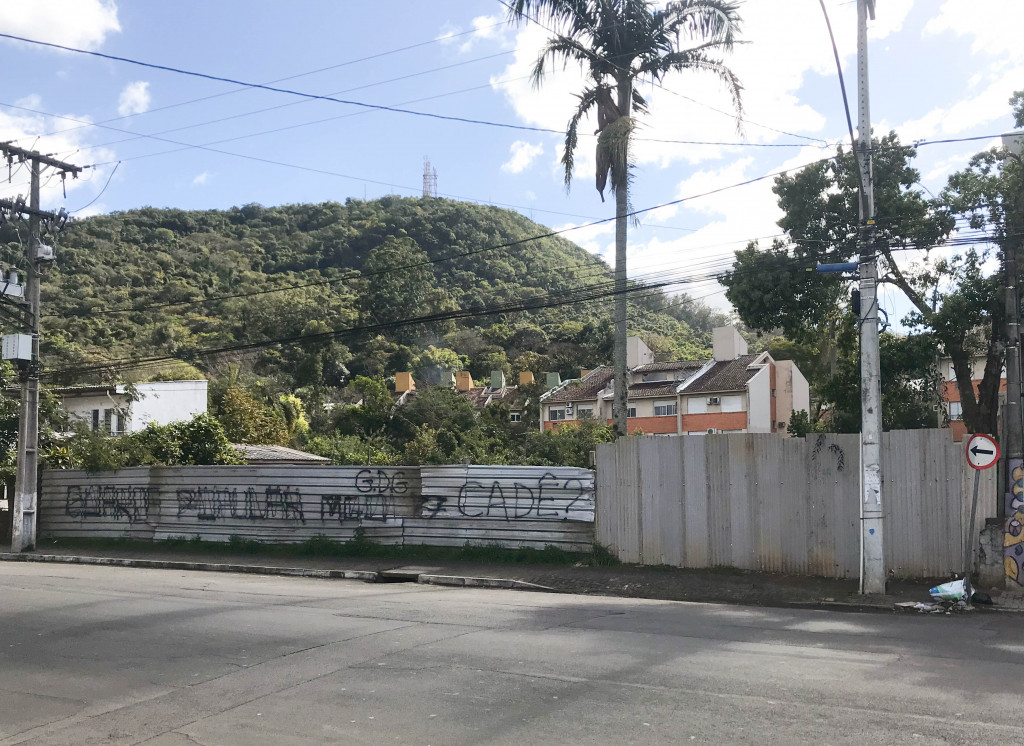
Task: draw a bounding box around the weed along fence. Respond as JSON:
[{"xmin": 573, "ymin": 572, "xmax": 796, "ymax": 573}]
[
  {"xmin": 39, "ymin": 464, "xmax": 596, "ymax": 552},
  {"xmin": 595, "ymin": 430, "xmax": 997, "ymax": 579}
]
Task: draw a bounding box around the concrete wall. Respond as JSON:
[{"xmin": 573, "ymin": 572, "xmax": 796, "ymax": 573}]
[
  {"xmin": 596, "ymin": 430, "xmax": 998, "ymax": 579},
  {"xmin": 39, "ymin": 464, "xmax": 595, "ymax": 552},
  {"xmin": 746, "ymin": 366, "xmax": 772, "ymax": 433}
]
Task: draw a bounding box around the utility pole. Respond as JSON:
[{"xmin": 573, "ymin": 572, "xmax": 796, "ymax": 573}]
[
  {"xmin": 854, "ymin": 0, "xmax": 886, "ymax": 595},
  {"xmin": 1002, "ymin": 131, "xmax": 1024, "ymax": 530},
  {"xmin": 0, "ymin": 142, "xmax": 80, "ymax": 552}
]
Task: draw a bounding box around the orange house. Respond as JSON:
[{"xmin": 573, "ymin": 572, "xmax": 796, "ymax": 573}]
[{"xmin": 539, "ymin": 327, "xmax": 809, "ymax": 437}]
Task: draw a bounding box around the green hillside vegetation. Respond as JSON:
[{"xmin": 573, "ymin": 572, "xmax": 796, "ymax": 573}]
[{"xmin": 0, "ymin": 196, "xmax": 729, "ymax": 467}]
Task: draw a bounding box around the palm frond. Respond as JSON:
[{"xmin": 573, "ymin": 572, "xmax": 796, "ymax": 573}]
[
  {"xmin": 660, "ymin": 0, "xmax": 743, "ymax": 49},
  {"xmin": 532, "ymin": 35, "xmax": 602, "ymax": 88},
  {"xmin": 563, "ymin": 86, "xmax": 604, "ymax": 190}
]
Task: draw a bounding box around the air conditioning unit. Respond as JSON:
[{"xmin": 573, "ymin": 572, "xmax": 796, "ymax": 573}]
[
  {"xmin": 706, "ymin": 428, "xmax": 717, "ymax": 434},
  {"xmin": 707, "ymin": 396, "xmax": 720, "ymax": 405},
  {"xmin": 565, "ymin": 402, "xmax": 574, "ymax": 414}
]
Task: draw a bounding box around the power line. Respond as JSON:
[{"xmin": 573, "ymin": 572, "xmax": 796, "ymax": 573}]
[
  {"xmin": 0, "ymin": 32, "xmax": 820, "ymax": 150},
  {"xmin": 34, "ymin": 21, "xmax": 512, "ymax": 142}
]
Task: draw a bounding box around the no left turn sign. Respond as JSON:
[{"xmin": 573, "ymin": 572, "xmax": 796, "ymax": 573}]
[{"xmin": 966, "ymin": 433, "xmax": 1000, "ymax": 470}]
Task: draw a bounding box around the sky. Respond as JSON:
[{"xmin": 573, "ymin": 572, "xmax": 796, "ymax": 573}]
[{"xmin": 0, "ymin": 0, "xmax": 1020, "ymax": 316}]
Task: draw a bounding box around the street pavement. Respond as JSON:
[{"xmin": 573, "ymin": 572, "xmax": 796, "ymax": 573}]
[{"xmin": 0, "ymin": 564, "xmax": 1019, "ymax": 745}]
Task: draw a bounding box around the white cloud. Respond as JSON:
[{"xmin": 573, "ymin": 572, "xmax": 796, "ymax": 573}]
[
  {"xmin": 117, "ymin": 81, "xmax": 150, "ymax": 117},
  {"xmin": 192, "ymin": 171, "xmax": 211, "ymax": 186},
  {"xmin": 439, "ymin": 15, "xmax": 512, "ymax": 54},
  {"xmin": 491, "ymin": 1, "xmax": 839, "ymax": 177},
  {"xmin": 502, "ymin": 140, "xmax": 544, "ymax": 174},
  {"xmin": 0, "ymin": 0, "xmax": 119, "ymax": 50},
  {"xmin": 924, "ymin": 0, "xmax": 1024, "ymax": 62},
  {"xmin": 0, "ymin": 97, "xmax": 117, "ymax": 210}
]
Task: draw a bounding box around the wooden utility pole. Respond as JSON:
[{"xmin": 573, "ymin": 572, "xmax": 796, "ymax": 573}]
[{"xmin": 0, "ymin": 143, "xmax": 81, "ymax": 552}]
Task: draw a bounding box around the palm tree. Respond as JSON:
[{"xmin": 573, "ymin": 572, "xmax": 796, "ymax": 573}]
[{"xmin": 507, "ymin": 0, "xmax": 743, "ymax": 436}]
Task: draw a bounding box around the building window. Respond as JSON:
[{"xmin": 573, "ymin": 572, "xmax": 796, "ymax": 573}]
[
  {"xmin": 91, "ymin": 409, "xmax": 100, "ymax": 431},
  {"xmin": 509, "ymin": 412, "xmax": 522, "ymax": 423},
  {"xmin": 627, "ymin": 406, "xmax": 636, "ymax": 418},
  {"xmin": 549, "ymin": 408, "xmax": 566, "ymax": 421},
  {"xmin": 688, "ymin": 397, "xmax": 708, "ymax": 414},
  {"xmin": 653, "ymin": 401, "xmax": 678, "ymax": 417},
  {"xmin": 949, "ymin": 401, "xmax": 963, "ymax": 421},
  {"xmin": 721, "ymin": 395, "xmax": 743, "ymax": 413},
  {"xmin": 577, "ymin": 407, "xmax": 595, "ymax": 419}
]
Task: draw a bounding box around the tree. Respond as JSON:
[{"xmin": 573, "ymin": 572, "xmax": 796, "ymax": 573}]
[
  {"xmin": 216, "ymin": 387, "xmax": 289, "ymax": 445},
  {"xmin": 507, "ymin": 0, "xmax": 742, "ymax": 436},
  {"xmin": 722, "ymin": 133, "xmax": 1015, "ymax": 431}
]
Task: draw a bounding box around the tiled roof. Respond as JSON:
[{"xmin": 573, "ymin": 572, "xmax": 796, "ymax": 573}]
[
  {"xmin": 544, "ymin": 366, "xmax": 614, "ymax": 404},
  {"xmin": 232, "ymin": 444, "xmax": 330, "ymax": 463},
  {"xmin": 682, "ymin": 355, "xmax": 762, "ymax": 394},
  {"xmin": 461, "ymin": 385, "xmax": 523, "ymax": 409},
  {"xmin": 632, "ymin": 361, "xmax": 704, "ymax": 374},
  {"xmin": 624, "ymin": 381, "xmax": 679, "ymax": 399}
]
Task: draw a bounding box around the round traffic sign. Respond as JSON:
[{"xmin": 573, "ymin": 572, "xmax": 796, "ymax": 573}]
[{"xmin": 966, "ymin": 433, "xmax": 1000, "ymax": 470}]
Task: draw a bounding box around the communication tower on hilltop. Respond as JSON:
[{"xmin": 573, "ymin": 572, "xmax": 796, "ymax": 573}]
[{"xmin": 422, "ymin": 157, "xmax": 438, "ymax": 198}]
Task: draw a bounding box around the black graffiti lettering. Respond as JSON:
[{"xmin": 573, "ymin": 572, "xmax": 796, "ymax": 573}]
[
  {"xmin": 512, "ymin": 483, "xmax": 536, "ymax": 519},
  {"xmin": 562, "ymin": 478, "xmax": 588, "ymax": 518},
  {"xmin": 320, "ymin": 493, "xmax": 395, "ymax": 523},
  {"xmin": 355, "ymin": 468, "xmax": 407, "ymax": 495},
  {"xmin": 485, "ymin": 482, "xmax": 509, "ymax": 520},
  {"xmin": 534, "ymin": 473, "xmax": 561, "ymax": 519},
  {"xmin": 66, "ymin": 485, "xmax": 149, "ymax": 523},
  {"xmin": 457, "ymin": 481, "xmax": 484, "ymax": 517},
  {"xmin": 423, "ymin": 494, "xmax": 448, "ymax": 519}
]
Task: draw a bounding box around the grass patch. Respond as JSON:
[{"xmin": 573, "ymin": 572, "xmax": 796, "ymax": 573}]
[{"xmin": 38, "ymin": 535, "xmax": 619, "ymax": 568}]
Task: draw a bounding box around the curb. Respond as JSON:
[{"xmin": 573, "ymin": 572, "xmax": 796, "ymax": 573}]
[
  {"xmin": 417, "ymin": 574, "xmax": 556, "ymax": 591},
  {"xmin": 0, "ymin": 553, "xmax": 379, "ymax": 582}
]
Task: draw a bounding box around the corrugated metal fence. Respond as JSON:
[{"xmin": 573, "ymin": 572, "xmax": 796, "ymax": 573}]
[
  {"xmin": 596, "ymin": 430, "xmax": 995, "ymax": 578},
  {"xmin": 39, "ymin": 464, "xmax": 595, "ymax": 552}
]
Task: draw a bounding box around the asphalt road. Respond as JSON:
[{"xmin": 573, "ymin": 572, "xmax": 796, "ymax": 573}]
[{"xmin": 0, "ymin": 565, "xmax": 1020, "ymax": 746}]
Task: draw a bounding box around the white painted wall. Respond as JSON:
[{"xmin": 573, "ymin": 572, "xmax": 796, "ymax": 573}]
[
  {"xmin": 62, "ymin": 381, "xmax": 207, "ymax": 434},
  {"xmin": 130, "ymin": 381, "xmax": 207, "ymax": 430},
  {"xmin": 746, "ymin": 366, "xmax": 773, "ymax": 433}
]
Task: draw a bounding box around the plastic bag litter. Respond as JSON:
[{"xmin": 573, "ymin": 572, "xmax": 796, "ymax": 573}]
[{"xmin": 929, "ymin": 578, "xmax": 969, "ymax": 602}]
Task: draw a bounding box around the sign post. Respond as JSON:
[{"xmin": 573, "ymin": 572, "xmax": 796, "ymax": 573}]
[{"xmin": 964, "ymin": 433, "xmax": 1000, "ymax": 594}]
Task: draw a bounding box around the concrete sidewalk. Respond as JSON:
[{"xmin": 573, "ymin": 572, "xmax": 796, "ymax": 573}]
[{"xmin": 3, "ymin": 543, "xmax": 1016, "ymax": 613}]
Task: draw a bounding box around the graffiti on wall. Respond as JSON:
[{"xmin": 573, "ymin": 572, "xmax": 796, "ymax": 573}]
[
  {"xmin": 176, "ymin": 486, "xmax": 306, "ymax": 523},
  {"xmin": 1006, "ymin": 461, "xmax": 1024, "ymax": 585},
  {"xmin": 63, "ymin": 469, "xmax": 411, "ymax": 525},
  {"xmin": 320, "ymin": 469, "xmax": 409, "ymax": 523},
  {"xmin": 65, "ymin": 485, "xmax": 150, "ymax": 523},
  {"xmin": 422, "ymin": 472, "xmax": 594, "ymax": 522}
]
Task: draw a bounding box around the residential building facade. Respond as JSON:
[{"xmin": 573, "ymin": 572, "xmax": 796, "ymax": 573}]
[
  {"xmin": 57, "ymin": 380, "xmax": 208, "ymax": 435},
  {"xmin": 938, "ymin": 356, "xmax": 1007, "ymax": 441},
  {"xmin": 540, "ymin": 327, "xmax": 810, "ymax": 436}
]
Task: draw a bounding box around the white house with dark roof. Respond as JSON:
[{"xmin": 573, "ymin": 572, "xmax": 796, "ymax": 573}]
[
  {"xmin": 51, "ymin": 380, "xmax": 208, "ymax": 435},
  {"xmin": 539, "ymin": 327, "xmax": 809, "ymax": 436}
]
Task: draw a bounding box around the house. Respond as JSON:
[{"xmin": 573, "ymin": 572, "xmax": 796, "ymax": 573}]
[
  {"xmin": 53, "ymin": 380, "xmax": 208, "ymax": 435},
  {"xmin": 938, "ymin": 356, "xmax": 1007, "ymax": 441},
  {"xmin": 232, "ymin": 444, "xmax": 329, "ymax": 465},
  {"xmin": 393, "ymin": 370, "xmax": 532, "ymax": 422},
  {"xmin": 539, "ymin": 327, "xmax": 810, "ymax": 436}
]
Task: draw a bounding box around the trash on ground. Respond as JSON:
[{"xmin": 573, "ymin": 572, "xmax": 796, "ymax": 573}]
[
  {"xmin": 971, "ymin": 591, "xmax": 993, "ymax": 605},
  {"xmin": 929, "ymin": 578, "xmax": 969, "ymax": 603}
]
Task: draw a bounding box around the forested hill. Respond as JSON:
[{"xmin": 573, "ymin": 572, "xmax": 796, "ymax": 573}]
[{"xmin": 4, "ymin": 196, "xmax": 725, "ymax": 396}]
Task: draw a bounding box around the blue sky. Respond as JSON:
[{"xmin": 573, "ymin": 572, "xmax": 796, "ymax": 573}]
[{"xmin": 0, "ymin": 0, "xmax": 1020, "ymax": 314}]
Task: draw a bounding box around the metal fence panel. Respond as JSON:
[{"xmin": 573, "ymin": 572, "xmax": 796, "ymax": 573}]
[{"xmin": 595, "ymin": 429, "xmax": 983, "ymax": 579}]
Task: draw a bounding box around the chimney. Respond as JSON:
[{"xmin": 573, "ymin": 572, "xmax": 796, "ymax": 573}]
[
  {"xmin": 545, "ymin": 372, "xmax": 561, "ymax": 389},
  {"xmin": 519, "ymin": 371, "xmax": 535, "ymax": 385},
  {"xmin": 455, "ymin": 370, "xmax": 474, "ymax": 392},
  {"xmin": 490, "ymin": 370, "xmax": 506, "ymax": 390},
  {"xmin": 712, "ymin": 326, "xmax": 748, "ymax": 362},
  {"xmin": 627, "ymin": 336, "xmax": 655, "ymax": 368},
  {"xmin": 395, "ymin": 372, "xmax": 415, "ymax": 393},
  {"xmin": 440, "ymin": 369, "xmax": 455, "ymax": 388}
]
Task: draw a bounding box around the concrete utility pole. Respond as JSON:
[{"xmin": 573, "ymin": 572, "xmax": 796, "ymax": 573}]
[
  {"xmin": 0, "ymin": 143, "xmax": 81, "ymax": 552},
  {"xmin": 1002, "ymin": 131, "xmax": 1024, "ymax": 527},
  {"xmin": 854, "ymin": 0, "xmax": 886, "ymax": 595}
]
